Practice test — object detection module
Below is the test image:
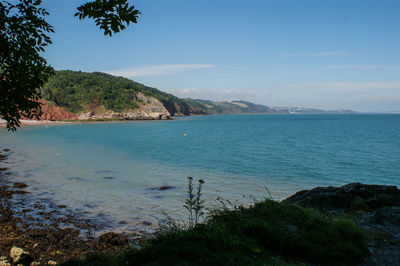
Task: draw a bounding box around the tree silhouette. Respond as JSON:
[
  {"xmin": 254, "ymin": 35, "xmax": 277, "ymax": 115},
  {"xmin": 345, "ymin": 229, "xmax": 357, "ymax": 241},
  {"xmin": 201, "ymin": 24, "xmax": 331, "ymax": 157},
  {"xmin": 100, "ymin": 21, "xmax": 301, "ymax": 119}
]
[{"xmin": 0, "ymin": 0, "xmax": 140, "ymax": 130}]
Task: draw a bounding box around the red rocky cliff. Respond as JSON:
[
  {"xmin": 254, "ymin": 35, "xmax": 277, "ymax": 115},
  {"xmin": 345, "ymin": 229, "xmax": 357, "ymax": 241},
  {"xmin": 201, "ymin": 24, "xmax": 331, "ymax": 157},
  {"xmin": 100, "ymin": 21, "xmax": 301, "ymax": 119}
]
[{"xmin": 29, "ymin": 99, "xmax": 77, "ymax": 121}]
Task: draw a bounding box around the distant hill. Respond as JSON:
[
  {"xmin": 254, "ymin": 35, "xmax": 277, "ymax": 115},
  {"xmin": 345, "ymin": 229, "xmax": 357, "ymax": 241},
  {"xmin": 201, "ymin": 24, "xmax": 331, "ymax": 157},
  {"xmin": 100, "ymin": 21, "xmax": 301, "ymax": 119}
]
[
  {"xmin": 183, "ymin": 100, "xmax": 355, "ymax": 115},
  {"xmin": 272, "ymin": 107, "xmax": 356, "ymax": 114},
  {"xmin": 42, "ymin": 70, "xmax": 192, "ymax": 117},
  {"xmin": 186, "ymin": 99, "xmax": 283, "ymax": 114},
  {"xmin": 41, "ymin": 71, "xmax": 354, "ymax": 120}
]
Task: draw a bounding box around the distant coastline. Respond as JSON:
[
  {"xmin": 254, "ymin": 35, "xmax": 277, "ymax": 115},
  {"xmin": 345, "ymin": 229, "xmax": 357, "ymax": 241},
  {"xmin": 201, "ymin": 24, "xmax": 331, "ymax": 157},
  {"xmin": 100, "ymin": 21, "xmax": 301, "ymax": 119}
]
[
  {"xmin": 27, "ymin": 70, "xmax": 357, "ymax": 122},
  {"xmin": 1, "ymin": 70, "xmax": 360, "ymax": 128},
  {"xmin": 5, "ymin": 113, "xmax": 400, "ymax": 131}
]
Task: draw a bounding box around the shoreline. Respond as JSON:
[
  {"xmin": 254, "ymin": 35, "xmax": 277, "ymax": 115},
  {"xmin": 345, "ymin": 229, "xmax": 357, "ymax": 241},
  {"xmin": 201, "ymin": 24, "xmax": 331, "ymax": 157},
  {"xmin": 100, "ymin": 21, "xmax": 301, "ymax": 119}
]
[
  {"xmin": 0, "ymin": 118, "xmax": 176, "ymax": 129},
  {"xmin": 0, "ymin": 148, "xmax": 145, "ymax": 264},
  {"xmin": 2, "ymin": 113, "xmax": 397, "ymax": 130}
]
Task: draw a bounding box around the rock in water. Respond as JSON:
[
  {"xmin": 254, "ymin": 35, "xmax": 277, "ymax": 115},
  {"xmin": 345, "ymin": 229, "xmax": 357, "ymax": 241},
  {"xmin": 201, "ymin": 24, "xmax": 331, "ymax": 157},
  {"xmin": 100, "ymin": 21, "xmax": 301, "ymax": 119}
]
[
  {"xmin": 9, "ymin": 246, "xmax": 33, "ymax": 265},
  {"xmin": 147, "ymin": 185, "xmax": 176, "ymax": 191},
  {"xmin": 283, "ymin": 182, "xmax": 400, "ymax": 213},
  {"xmin": 13, "ymin": 182, "xmax": 28, "ymax": 189},
  {"xmin": 158, "ymin": 185, "xmax": 176, "ymax": 191}
]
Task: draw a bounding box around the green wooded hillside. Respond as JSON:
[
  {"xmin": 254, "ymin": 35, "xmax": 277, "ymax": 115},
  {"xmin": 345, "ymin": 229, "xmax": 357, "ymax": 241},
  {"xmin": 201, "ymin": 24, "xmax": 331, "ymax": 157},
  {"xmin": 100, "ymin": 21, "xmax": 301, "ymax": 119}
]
[
  {"xmin": 42, "ymin": 70, "xmax": 198, "ymax": 115},
  {"xmin": 41, "ymin": 70, "xmax": 284, "ymax": 116}
]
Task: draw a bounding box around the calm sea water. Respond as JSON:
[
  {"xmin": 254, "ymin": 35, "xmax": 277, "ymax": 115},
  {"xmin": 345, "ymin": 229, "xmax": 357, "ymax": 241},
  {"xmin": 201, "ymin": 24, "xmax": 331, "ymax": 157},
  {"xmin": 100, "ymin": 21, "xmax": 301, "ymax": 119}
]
[{"xmin": 1, "ymin": 114, "xmax": 399, "ymax": 231}]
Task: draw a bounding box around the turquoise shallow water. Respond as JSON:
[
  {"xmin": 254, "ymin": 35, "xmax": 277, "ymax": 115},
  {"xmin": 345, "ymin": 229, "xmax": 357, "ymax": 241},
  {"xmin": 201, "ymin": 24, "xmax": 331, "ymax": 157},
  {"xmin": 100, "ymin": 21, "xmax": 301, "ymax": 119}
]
[{"xmin": 0, "ymin": 114, "xmax": 399, "ymax": 231}]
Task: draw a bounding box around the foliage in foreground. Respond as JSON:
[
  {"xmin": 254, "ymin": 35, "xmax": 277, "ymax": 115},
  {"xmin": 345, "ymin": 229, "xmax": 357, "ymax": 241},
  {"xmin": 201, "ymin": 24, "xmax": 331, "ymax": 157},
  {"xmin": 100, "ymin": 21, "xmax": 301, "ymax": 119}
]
[
  {"xmin": 63, "ymin": 200, "xmax": 369, "ymax": 266},
  {"xmin": 1, "ymin": 0, "xmax": 140, "ymax": 131},
  {"xmin": 1, "ymin": 0, "xmax": 54, "ymax": 131}
]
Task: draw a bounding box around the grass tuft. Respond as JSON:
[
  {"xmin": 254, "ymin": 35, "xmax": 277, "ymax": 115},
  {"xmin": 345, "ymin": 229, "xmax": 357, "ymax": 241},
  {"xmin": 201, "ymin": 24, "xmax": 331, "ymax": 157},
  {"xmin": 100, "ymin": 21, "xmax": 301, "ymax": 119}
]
[{"xmin": 63, "ymin": 199, "xmax": 369, "ymax": 265}]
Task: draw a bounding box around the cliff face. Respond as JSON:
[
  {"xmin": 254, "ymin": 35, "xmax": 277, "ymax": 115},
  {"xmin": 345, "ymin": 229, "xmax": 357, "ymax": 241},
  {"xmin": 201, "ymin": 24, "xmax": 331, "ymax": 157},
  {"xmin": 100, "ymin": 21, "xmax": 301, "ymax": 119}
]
[
  {"xmin": 24, "ymin": 94, "xmax": 170, "ymax": 121},
  {"xmin": 33, "ymin": 99, "xmax": 77, "ymax": 121},
  {"xmin": 78, "ymin": 93, "xmax": 170, "ymax": 120}
]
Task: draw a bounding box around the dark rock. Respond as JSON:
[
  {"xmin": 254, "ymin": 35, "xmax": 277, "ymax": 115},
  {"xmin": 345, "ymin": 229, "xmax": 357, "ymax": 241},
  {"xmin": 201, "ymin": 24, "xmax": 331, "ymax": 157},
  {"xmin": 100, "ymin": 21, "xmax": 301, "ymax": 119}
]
[
  {"xmin": 142, "ymin": 221, "xmax": 152, "ymax": 226},
  {"xmin": 83, "ymin": 203, "xmax": 94, "ymax": 208},
  {"xmin": 159, "ymin": 185, "xmax": 176, "ymax": 191},
  {"xmin": 148, "ymin": 185, "xmax": 176, "ymax": 191},
  {"xmin": 284, "ymin": 183, "xmax": 400, "ymax": 265},
  {"xmin": 12, "ymin": 190, "xmax": 29, "ymax": 195},
  {"xmin": 283, "ymin": 182, "xmax": 400, "ymax": 213},
  {"xmin": 98, "ymin": 232, "xmax": 128, "ymax": 246},
  {"xmin": 13, "ymin": 182, "xmax": 28, "ymax": 189},
  {"xmin": 370, "ymin": 206, "xmax": 400, "ymax": 234}
]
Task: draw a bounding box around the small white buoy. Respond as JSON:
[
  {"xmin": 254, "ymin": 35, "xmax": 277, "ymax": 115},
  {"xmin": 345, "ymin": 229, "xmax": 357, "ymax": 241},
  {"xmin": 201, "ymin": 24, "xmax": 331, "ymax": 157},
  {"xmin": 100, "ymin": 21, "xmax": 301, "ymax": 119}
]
[{"xmin": 184, "ymin": 133, "xmax": 187, "ymax": 136}]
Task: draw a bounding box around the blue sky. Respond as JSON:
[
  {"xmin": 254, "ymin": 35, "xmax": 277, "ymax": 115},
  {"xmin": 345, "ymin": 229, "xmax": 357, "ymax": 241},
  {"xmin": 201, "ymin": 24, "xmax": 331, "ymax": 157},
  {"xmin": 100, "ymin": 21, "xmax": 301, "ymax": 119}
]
[{"xmin": 43, "ymin": 0, "xmax": 400, "ymax": 112}]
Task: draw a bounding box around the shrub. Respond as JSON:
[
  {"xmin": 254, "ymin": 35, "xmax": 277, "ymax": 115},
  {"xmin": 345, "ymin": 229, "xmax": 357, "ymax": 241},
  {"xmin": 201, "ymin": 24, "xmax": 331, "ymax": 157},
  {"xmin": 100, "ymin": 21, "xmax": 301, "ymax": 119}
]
[{"xmin": 64, "ymin": 199, "xmax": 369, "ymax": 265}]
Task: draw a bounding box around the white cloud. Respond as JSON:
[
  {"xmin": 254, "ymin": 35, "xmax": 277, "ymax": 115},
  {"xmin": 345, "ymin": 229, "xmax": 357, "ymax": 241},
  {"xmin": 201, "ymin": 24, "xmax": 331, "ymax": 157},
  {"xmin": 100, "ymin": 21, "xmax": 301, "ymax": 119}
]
[
  {"xmin": 281, "ymin": 50, "xmax": 348, "ymax": 57},
  {"xmin": 324, "ymin": 65, "xmax": 400, "ymax": 70},
  {"xmin": 104, "ymin": 64, "xmax": 215, "ymax": 78}
]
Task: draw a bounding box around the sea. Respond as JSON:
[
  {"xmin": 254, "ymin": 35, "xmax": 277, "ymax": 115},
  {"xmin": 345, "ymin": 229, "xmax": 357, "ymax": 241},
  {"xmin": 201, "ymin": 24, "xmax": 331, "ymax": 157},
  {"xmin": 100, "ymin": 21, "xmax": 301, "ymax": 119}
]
[{"xmin": 0, "ymin": 114, "xmax": 399, "ymax": 232}]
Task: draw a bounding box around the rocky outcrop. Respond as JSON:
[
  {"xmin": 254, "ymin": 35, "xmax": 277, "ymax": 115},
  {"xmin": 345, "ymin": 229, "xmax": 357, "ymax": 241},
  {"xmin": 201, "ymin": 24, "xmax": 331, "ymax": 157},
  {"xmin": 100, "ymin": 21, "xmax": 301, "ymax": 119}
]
[
  {"xmin": 284, "ymin": 183, "xmax": 400, "ymax": 266},
  {"xmin": 20, "ymin": 99, "xmax": 77, "ymax": 121},
  {"xmin": 78, "ymin": 93, "xmax": 170, "ymax": 120},
  {"xmin": 78, "ymin": 112, "xmax": 93, "ymax": 120},
  {"xmin": 35, "ymin": 99, "xmax": 77, "ymax": 121},
  {"xmin": 21, "ymin": 94, "xmax": 170, "ymax": 121},
  {"xmin": 283, "ymin": 182, "xmax": 400, "ymax": 213}
]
